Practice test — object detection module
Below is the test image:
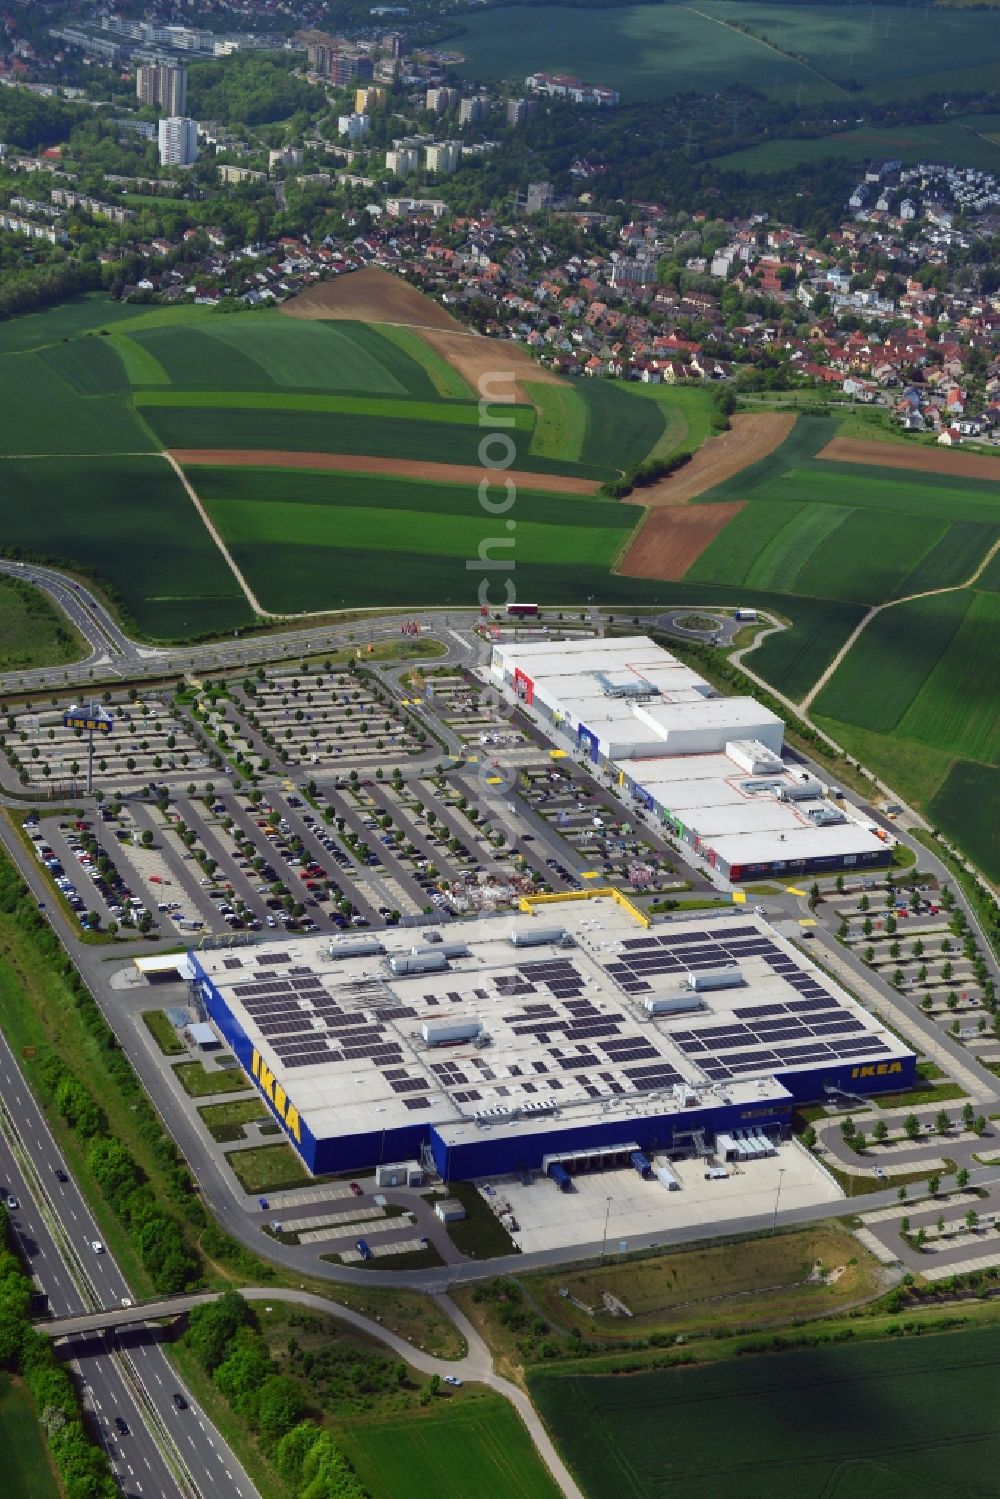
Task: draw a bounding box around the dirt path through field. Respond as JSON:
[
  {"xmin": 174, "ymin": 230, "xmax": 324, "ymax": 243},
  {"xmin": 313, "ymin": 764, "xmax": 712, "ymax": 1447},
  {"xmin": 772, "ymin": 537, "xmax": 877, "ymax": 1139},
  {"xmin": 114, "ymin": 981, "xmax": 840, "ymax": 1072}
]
[
  {"xmin": 625, "ymin": 411, "xmax": 796, "ymax": 507},
  {"xmin": 818, "ymin": 436, "xmax": 1000, "ymax": 481},
  {"xmin": 162, "ymin": 452, "xmax": 273, "ymax": 618},
  {"xmin": 618, "ymin": 502, "xmax": 745, "ymax": 579},
  {"xmin": 281, "ymin": 267, "xmax": 564, "ymax": 406},
  {"xmin": 169, "ymin": 448, "xmax": 600, "ymax": 495}
]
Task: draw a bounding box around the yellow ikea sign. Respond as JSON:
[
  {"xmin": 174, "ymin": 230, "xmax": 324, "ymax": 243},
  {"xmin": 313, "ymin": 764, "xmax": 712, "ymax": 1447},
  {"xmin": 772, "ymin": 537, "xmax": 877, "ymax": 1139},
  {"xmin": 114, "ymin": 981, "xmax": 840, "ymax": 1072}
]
[
  {"xmin": 251, "ymin": 1049, "xmax": 301, "ymax": 1142},
  {"xmin": 851, "ymin": 1061, "xmax": 903, "ymax": 1080}
]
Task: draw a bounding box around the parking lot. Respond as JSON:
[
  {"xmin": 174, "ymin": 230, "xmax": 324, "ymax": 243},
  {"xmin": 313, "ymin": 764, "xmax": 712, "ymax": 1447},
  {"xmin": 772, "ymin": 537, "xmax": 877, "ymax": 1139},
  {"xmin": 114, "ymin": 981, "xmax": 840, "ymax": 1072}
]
[
  {"xmin": 518, "ymin": 764, "xmax": 682, "ymax": 896},
  {"xmin": 829, "ymin": 876, "xmax": 990, "ymax": 1045},
  {"xmin": 221, "ymin": 663, "xmax": 427, "ymax": 776},
  {"xmin": 11, "ymin": 658, "xmax": 743, "ymax": 945},
  {"xmin": 2, "ymin": 691, "xmax": 211, "ymax": 795}
]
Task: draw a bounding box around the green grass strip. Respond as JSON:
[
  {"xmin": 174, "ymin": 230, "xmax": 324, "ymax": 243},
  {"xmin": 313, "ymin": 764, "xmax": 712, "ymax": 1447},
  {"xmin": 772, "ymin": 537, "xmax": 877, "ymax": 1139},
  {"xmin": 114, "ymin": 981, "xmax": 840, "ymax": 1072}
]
[
  {"xmin": 134, "ymin": 388, "xmax": 535, "ymax": 428},
  {"xmin": 525, "ymin": 381, "xmax": 587, "ymax": 462},
  {"xmin": 107, "ymin": 332, "xmax": 171, "ymax": 386},
  {"xmin": 374, "ymin": 322, "xmax": 476, "ymax": 399}
]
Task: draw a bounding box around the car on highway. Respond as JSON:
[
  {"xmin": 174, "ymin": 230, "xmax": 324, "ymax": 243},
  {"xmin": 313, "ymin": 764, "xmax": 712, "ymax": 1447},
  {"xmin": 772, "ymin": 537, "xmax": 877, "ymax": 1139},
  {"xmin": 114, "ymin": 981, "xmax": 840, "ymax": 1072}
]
[
  {"xmin": 172, "ymin": 1392, "xmax": 187, "ymax": 1411},
  {"xmin": 114, "ymin": 1417, "xmax": 129, "ymax": 1436},
  {"xmin": 54, "ymin": 1169, "xmax": 68, "ymax": 1183},
  {"xmin": 91, "ymin": 1239, "xmax": 105, "ymax": 1254},
  {"xmin": 5, "ymin": 1195, "xmax": 17, "ymax": 1210}
]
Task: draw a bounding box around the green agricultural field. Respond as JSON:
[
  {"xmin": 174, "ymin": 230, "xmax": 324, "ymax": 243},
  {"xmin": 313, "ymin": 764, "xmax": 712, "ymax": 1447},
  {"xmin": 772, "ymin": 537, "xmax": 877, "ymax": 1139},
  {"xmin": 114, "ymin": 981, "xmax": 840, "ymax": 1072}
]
[
  {"xmin": 0, "ymin": 293, "xmax": 142, "ymax": 354},
  {"xmin": 454, "ymin": 0, "xmax": 1000, "ymax": 103},
  {"xmin": 337, "ymin": 1398, "xmax": 561, "ymax": 1499},
  {"xmin": 896, "ymin": 591, "xmax": 1000, "ymax": 762},
  {"xmin": 813, "ymin": 590, "xmax": 968, "ymax": 735},
  {"xmin": 196, "ymin": 466, "xmax": 632, "ymax": 613},
  {"xmin": 375, "ymin": 322, "xmax": 475, "ymax": 399},
  {"xmin": 454, "ymin": 2, "xmax": 839, "ymax": 101},
  {"xmin": 573, "ymin": 380, "xmax": 667, "ymax": 475},
  {"xmin": 683, "ymin": 412, "xmax": 998, "ymax": 871},
  {"xmin": 531, "ymin": 1325, "xmax": 1000, "ymax": 1499},
  {"xmin": 711, "ymin": 115, "xmax": 1000, "ymax": 174},
  {"xmin": 147, "ymin": 404, "xmax": 601, "ymax": 475},
  {"xmin": 814, "ymin": 586, "xmax": 1000, "ymax": 878},
  {"xmin": 525, "ymin": 381, "xmax": 588, "ymax": 463},
  {"xmin": 135, "ymin": 387, "xmax": 534, "ymax": 430},
  {"xmin": 0, "ymin": 347, "xmax": 152, "ymax": 455},
  {"xmin": 706, "ymin": 0, "xmax": 1000, "ymax": 98},
  {"xmin": 0, "ymin": 1376, "xmax": 59, "ymax": 1499},
  {"xmin": 629, "ymin": 384, "xmax": 718, "ymax": 464},
  {"xmin": 126, "ymin": 315, "xmax": 439, "ymax": 396},
  {"xmin": 687, "ymin": 416, "xmax": 1000, "ymax": 608},
  {"xmin": 107, "ymin": 332, "xmax": 171, "ymax": 386},
  {"xmin": 929, "ymin": 762, "xmax": 1000, "ymax": 885},
  {"xmin": 0, "ymin": 455, "xmax": 250, "ymax": 638}
]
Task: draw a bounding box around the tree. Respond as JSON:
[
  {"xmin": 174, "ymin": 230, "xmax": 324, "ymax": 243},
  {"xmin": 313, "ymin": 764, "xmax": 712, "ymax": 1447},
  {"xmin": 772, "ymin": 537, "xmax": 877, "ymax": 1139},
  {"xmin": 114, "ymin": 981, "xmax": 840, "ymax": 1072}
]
[
  {"xmin": 186, "ymin": 1291, "xmax": 253, "ymax": 1373},
  {"xmin": 872, "ymin": 1118, "xmax": 888, "ymax": 1144},
  {"xmin": 840, "ymin": 1115, "xmax": 856, "ymax": 1141},
  {"xmin": 966, "ymin": 1209, "xmax": 979, "ymax": 1232},
  {"xmin": 899, "ymin": 1216, "xmax": 910, "ymax": 1238},
  {"xmin": 897, "ymin": 1185, "xmax": 907, "ymax": 1203},
  {"xmin": 801, "ymin": 1125, "xmax": 817, "ymax": 1150},
  {"xmin": 915, "ymin": 1226, "xmax": 927, "ymax": 1249},
  {"xmin": 256, "ymin": 1373, "xmax": 306, "ymax": 1448},
  {"xmin": 935, "ymin": 1111, "xmax": 951, "ymax": 1135},
  {"xmin": 928, "ymin": 1173, "xmax": 940, "ymax": 1196},
  {"xmin": 956, "ymin": 1167, "xmax": 969, "ymax": 1190}
]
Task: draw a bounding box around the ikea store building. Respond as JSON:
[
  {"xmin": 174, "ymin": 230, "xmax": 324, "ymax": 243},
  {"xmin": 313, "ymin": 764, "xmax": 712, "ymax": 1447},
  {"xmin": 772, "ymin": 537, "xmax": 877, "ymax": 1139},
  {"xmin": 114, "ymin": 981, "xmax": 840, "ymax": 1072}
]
[{"xmin": 189, "ymin": 898, "xmax": 914, "ymax": 1179}]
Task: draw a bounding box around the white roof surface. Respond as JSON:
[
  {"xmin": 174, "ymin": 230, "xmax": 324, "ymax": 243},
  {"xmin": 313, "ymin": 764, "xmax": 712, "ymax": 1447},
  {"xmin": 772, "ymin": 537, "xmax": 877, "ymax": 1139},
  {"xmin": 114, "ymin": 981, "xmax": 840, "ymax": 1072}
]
[{"xmin": 195, "ymin": 901, "xmax": 908, "ymax": 1145}]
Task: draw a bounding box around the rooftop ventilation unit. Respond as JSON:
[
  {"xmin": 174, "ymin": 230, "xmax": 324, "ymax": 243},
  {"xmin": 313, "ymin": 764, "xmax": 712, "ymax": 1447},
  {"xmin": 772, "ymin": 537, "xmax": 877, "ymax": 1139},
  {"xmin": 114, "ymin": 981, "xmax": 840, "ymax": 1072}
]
[
  {"xmin": 328, "ymin": 938, "xmax": 385, "ymax": 960},
  {"xmin": 807, "ymin": 805, "xmax": 847, "ymax": 826},
  {"xmin": 645, "ymin": 993, "xmax": 702, "ymax": 1016},
  {"xmin": 509, "ymin": 926, "xmax": 567, "ymax": 948},
  {"xmin": 686, "ymin": 966, "xmax": 745, "ymax": 992},
  {"xmin": 779, "ymin": 781, "xmax": 820, "ymax": 802},
  {"xmin": 390, "ymin": 951, "xmax": 449, "ymax": 975},
  {"xmin": 594, "ymin": 670, "xmax": 658, "ymax": 701},
  {"xmin": 422, "ymin": 1017, "xmax": 482, "ymax": 1045}
]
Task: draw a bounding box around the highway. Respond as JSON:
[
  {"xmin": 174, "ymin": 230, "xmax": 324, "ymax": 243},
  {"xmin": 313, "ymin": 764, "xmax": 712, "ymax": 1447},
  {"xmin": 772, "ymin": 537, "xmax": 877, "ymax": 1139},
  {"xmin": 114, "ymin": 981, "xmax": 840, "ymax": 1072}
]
[{"xmin": 0, "ymin": 1024, "xmax": 257, "ymax": 1499}]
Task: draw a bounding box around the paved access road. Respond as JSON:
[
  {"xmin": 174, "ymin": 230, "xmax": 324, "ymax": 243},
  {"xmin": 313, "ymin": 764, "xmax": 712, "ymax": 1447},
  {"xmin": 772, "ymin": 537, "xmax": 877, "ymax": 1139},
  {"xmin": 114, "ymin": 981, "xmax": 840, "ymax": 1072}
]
[{"xmin": 0, "ymin": 1024, "xmax": 257, "ymax": 1499}]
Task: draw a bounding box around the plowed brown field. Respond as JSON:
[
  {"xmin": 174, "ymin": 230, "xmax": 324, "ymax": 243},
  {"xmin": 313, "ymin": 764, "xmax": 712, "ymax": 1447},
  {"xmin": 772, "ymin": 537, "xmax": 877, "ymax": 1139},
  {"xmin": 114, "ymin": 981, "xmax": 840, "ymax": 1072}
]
[
  {"xmin": 626, "ymin": 411, "xmax": 796, "ymax": 507},
  {"xmin": 618, "ymin": 502, "xmax": 744, "ymax": 580},
  {"xmin": 281, "ymin": 266, "xmax": 563, "ymax": 403},
  {"xmin": 281, "ymin": 266, "xmax": 462, "ymax": 330},
  {"xmin": 818, "ymin": 436, "xmax": 1000, "ymax": 481},
  {"xmin": 169, "ymin": 448, "xmax": 599, "ymax": 495}
]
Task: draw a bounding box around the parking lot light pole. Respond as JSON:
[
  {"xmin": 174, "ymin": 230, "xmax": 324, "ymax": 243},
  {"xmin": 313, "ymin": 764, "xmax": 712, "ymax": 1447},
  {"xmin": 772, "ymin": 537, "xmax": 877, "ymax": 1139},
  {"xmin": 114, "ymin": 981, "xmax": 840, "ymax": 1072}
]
[
  {"xmin": 771, "ymin": 1167, "xmax": 786, "ymax": 1234},
  {"xmin": 600, "ymin": 1195, "xmax": 612, "ymax": 1261}
]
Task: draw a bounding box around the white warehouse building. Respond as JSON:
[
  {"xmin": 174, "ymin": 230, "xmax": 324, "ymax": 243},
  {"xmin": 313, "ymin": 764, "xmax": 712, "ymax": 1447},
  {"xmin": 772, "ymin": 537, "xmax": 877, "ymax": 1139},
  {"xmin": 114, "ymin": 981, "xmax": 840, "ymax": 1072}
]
[{"xmin": 492, "ymin": 636, "xmax": 893, "ymax": 883}]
